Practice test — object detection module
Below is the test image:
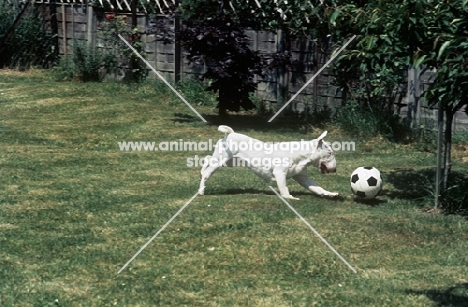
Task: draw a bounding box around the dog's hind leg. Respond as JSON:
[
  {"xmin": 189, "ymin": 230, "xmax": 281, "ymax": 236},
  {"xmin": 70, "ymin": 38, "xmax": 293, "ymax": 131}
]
[{"xmin": 292, "ymin": 172, "xmax": 339, "ymax": 197}]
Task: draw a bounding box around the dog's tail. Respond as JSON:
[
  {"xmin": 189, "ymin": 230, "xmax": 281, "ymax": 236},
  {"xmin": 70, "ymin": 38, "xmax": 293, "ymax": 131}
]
[{"xmin": 218, "ymin": 125, "xmax": 234, "ymax": 135}]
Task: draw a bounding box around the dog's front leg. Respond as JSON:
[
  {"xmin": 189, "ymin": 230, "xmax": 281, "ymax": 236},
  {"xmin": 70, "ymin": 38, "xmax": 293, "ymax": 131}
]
[
  {"xmin": 273, "ymin": 169, "xmax": 299, "ymax": 200},
  {"xmin": 199, "ymin": 155, "xmax": 222, "ymax": 195},
  {"xmin": 293, "ymin": 173, "xmax": 339, "ymax": 197}
]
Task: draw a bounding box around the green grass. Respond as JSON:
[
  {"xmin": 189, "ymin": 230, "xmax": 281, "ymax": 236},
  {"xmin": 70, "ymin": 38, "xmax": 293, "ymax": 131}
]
[{"xmin": 1, "ymin": 70, "xmax": 468, "ymax": 306}]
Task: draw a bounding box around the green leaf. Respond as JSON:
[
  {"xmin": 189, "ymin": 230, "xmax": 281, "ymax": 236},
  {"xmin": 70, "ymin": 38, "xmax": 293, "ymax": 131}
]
[
  {"xmin": 366, "ymin": 36, "xmax": 376, "ymax": 50},
  {"xmin": 413, "ymin": 55, "xmax": 427, "ymax": 68},
  {"xmin": 330, "ymin": 10, "xmax": 340, "ymax": 26},
  {"xmin": 438, "ymin": 41, "xmax": 451, "ymax": 60}
]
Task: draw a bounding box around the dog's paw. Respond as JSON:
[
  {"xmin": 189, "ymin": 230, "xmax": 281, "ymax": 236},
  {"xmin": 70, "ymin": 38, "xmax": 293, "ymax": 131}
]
[
  {"xmin": 198, "ymin": 189, "xmax": 205, "ymax": 195},
  {"xmin": 282, "ymin": 195, "xmax": 300, "ymax": 200},
  {"xmin": 324, "ymin": 192, "xmax": 339, "ymax": 198}
]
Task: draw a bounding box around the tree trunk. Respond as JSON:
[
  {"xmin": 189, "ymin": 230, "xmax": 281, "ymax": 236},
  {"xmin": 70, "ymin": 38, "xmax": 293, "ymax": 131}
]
[
  {"xmin": 443, "ymin": 107, "xmax": 454, "ymax": 191},
  {"xmin": 218, "ymin": 89, "xmax": 228, "ymax": 117}
]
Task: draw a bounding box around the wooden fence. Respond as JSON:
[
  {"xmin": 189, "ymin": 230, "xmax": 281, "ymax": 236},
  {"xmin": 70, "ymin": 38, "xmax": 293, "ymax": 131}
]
[{"xmin": 33, "ymin": 1, "xmax": 467, "ymax": 130}]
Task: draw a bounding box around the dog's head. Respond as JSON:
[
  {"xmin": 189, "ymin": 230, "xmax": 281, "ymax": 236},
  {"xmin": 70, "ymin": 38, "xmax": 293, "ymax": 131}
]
[{"xmin": 315, "ymin": 131, "xmax": 336, "ymax": 174}]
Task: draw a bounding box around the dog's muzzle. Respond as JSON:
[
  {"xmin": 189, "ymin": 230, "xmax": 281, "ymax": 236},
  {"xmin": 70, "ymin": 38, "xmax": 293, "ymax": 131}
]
[{"xmin": 320, "ymin": 161, "xmax": 336, "ymax": 174}]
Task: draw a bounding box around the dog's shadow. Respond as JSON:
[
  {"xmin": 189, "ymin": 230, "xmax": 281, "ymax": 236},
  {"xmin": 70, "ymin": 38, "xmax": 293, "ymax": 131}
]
[
  {"xmin": 203, "ymin": 188, "xmax": 345, "ymax": 201},
  {"xmin": 203, "ymin": 188, "xmax": 274, "ymax": 196}
]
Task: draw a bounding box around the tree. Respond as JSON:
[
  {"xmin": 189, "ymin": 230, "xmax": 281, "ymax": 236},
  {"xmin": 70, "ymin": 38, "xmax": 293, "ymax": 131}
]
[
  {"xmin": 176, "ymin": 0, "xmax": 333, "ymax": 114},
  {"xmin": 324, "ymin": 1, "xmax": 412, "ymax": 111},
  {"xmin": 327, "ymin": 0, "xmax": 468, "ymax": 204},
  {"xmin": 178, "ymin": 12, "xmax": 265, "ymax": 116},
  {"xmin": 414, "ymin": 0, "xmax": 468, "ymax": 192}
]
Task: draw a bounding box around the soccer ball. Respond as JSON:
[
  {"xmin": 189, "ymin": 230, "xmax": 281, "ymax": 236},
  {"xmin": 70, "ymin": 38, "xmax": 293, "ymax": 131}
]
[{"xmin": 350, "ymin": 166, "xmax": 383, "ymax": 199}]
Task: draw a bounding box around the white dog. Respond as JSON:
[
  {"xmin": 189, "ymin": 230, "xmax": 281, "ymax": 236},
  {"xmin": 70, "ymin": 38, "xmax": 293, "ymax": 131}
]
[{"xmin": 198, "ymin": 125, "xmax": 338, "ymax": 199}]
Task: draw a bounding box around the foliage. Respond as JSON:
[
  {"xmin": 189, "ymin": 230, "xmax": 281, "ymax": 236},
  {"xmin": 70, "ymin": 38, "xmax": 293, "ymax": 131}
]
[
  {"xmin": 179, "ymin": 0, "xmax": 330, "ymax": 36},
  {"xmin": 50, "ymin": 54, "xmax": 74, "ymax": 81},
  {"xmin": 440, "ymin": 173, "xmax": 468, "ymax": 214},
  {"xmin": 175, "ymin": 78, "xmax": 217, "ymax": 107},
  {"xmin": 51, "ymin": 15, "xmax": 146, "ymax": 82},
  {"xmin": 0, "ymin": 4, "xmax": 57, "ymax": 69},
  {"xmin": 52, "ymin": 42, "xmax": 116, "ymax": 82},
  {"xmin": 99, "ymin": 14, "xmax": 147, "ymax": 82},
  {"xmin": 408, "ymin": 0, "xmax": 468, "ymax": 192},
  {"xmin": 417, "ymin": 1, "xmax": 468, "ymax": 111},
  {"xmin": 326, "ymin": 0, "xmax": 468, "ymax": 198},
  {"xmin": 176, "ymin": 0, "xmax": 338, "ymax": 115},
  {"xmin": 72, "ymin": 42, "xmax": 116, "ymax": 82},
  {"xmin": 325, "ymin": 1, "xmax": 411, "ymax": 111},
  {"xmin": 179, "ymin": 13, "xmax": 265, "ymax": 115},
  {"xmin": 334, "ymin": 101, "xmax": 412, "ymax": 142}
]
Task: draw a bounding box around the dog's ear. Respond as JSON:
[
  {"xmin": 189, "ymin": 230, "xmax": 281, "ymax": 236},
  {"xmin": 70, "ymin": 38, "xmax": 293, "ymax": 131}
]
[
  {"xmin": 316, "ymin": 131, "xmax": 327, "ymax": 147},
  {"xmin": 318, "ymin": 131, "xmax": 328, "ymax": 140}
]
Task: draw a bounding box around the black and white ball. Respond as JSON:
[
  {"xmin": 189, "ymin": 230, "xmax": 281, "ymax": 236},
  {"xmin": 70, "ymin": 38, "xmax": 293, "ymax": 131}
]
[{"xmin": 350, "ymin": 166, "xmax": 383, "ymax": 199}]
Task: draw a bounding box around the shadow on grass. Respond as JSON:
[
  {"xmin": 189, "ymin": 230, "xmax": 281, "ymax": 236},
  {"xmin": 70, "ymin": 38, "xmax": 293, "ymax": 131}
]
[
  {"xmin": 202, "ymin": 188, "xmax": 280, "ymax": 196},
  {"xmin": 203, "ymin": 113, "xmax": 313, "ymax": 132},
  {"xmin": 352, "ymin": 197, "xmax": 387, "ymax": 207},
  {"xmin": 203, "ymin": 187, "xmax": 346, "ymax": 202},
  {"xmin": 407, "ymin": 283, "xmax": 468, "ymax": 307},
  {"xmin": 172, "ymin": 111, "xmax": 321, "ymax": 133},
  {"xmin": 385, "ymin": 168, "xmax": 436, "ymax": 201},
  {"xmin": 173, "ymin": 113, "xmax": 198, "ymax": 124},
  {"xmin": 385, "ymin": 168, "xmax": 468, "ymax": 216}
]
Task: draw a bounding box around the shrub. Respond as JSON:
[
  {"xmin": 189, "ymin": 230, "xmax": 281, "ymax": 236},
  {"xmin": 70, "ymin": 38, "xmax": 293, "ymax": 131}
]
[
  {"xmin": 52, "ymin": 42, "xmax": 116, "ymax": 82},
  {"xmin": 334, "ymin": 100, "xmax": 413, "ymax": 142},
  {"xmin": 72, "ymin": 42, "xmax": 115, "ymax": 82},
  {"xmin": 179, "ymin": 14, "xmax": 265, "ymax": 116},
  {"xmin": 0, "ymin": 4, "xmax": 57, "ymax": 69},
  {"xmin": 438, "ymin": 172, "xmax": 468, "ymax": 215}
]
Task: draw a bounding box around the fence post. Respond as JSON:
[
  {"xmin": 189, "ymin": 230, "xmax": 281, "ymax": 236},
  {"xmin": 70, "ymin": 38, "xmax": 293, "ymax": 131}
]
[
  {"xmin": 174, "ymin": 1, "xmax": 181, "ymax": 83},
  {"xmin": 413, "ymin": 66, "xmax": 421, "ymax": 127},
  {"xmin": 61, "ymin": 5, "xmax": 67, "ymax": 55},
  {"xmin": 406, "ymin": 66, "xmax": 422, "ymax": 128},
  {"xmin": 49, "ymin": 0, "xmax": 59, "ymax": 59},
  {"xmin": 276, "ymin": 29, "xmax": 289, "ymax": 108},
  {"xmin": 86, "ymin": 3, "xmax": 94, "ymax": 48}
]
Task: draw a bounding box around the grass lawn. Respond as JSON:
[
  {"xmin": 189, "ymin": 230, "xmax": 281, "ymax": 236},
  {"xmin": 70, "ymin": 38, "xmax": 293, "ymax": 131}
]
[{"xmin": 1, "ymin": 70, "xmax": 468, "ymax": 306}]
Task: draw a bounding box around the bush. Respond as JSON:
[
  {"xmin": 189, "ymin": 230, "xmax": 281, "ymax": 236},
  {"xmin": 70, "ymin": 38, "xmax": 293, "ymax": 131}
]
[
  {"xmin": 72, "ymin": 42, "xmax": 116, "ymax": 82},
  {"xmin": 52, "ymin": 42, "xmax": 116, "ymax": 82},
  {"xmin": 51, "ymin": 15, "xmax": 145, "ymax": 82},
  {"xmin": 179, "ymin": 14, "xmax": 265, "ymax": 116},
  {"xmin": 0, "ymin": 4, "xmax": 57, "ymax": 69},
  {"xmin": 440, "ymin": 172, "xmax": 468, "ymax": 215},
  {"xmin": 334, "ymin": 100, "xmax": 413, "ymax": 142}
]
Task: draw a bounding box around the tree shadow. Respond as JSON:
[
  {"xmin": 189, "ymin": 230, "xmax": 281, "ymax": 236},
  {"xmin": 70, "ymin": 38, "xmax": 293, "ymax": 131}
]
[
  {"xmin": 173, "ymin": 113, "xmax": 199, "ymax": 124},
  {"xmin": 406, "ymin": 283, "xmax": 468, "ymax": 307},
  {"xmin": 385, "ymin": 168, "xmax": 436, "ymax": 201},
  {"xmin": 385, "ymin": 168, "xmax": 468, "ymax": 217},
  {"xmin": 201, "ymin": 112, "xmax": 322, "ymax": 133},
  {"xmin": 352, "ymin": 197, "xmax": 387, "ymax": 207},
  {"xmin": 173, "ymin": 108, "xmax": 335, "ymax": 135}
]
